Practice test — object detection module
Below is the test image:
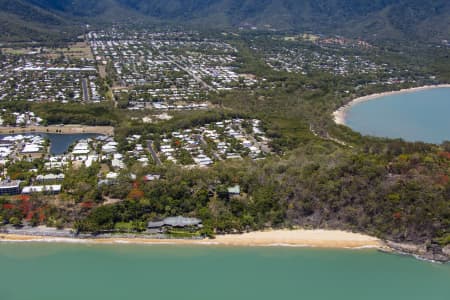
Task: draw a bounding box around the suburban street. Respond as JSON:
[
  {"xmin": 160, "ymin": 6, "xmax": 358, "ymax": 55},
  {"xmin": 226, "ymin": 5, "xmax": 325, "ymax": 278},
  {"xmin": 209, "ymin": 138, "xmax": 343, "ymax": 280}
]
[
  {"xmin": 81, "ymin": 78, "xmax": 90, "ymax": 102},
  {"xmin": 163, "ymin": 55, "xmax": 215, "ymax": 91},
  {"xmin": 147, "ymin": 140, "xmax": 162, "ymax": 165}
]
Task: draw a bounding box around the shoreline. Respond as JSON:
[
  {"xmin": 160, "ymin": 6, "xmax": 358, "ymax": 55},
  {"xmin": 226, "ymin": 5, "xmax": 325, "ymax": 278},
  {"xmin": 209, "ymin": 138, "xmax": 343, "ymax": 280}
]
[
  {"xmin": 332, "ymin": 84, "xmax": 450, "ymax": 126},
  {"xmin": 1, "ymin": 229, "xmax": 447, "ymax": 262},
  {"xmin": 0, "ymin": 125, "xmax": 114, "ymax": 135},
  {"xmin": 0, "ymin": 229, "xmax": 383, "ymax": 249}
]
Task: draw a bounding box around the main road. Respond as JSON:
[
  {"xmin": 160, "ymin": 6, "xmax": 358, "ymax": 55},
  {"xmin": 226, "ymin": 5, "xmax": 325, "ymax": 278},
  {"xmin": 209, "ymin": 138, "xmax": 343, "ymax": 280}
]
[
  {"xmin": 147, "ymin": 140, "xmax": 162, "ymax": 165},
  {"xmin": 163, "ymin": 55, "xmax": 215, "ymax": 91}
]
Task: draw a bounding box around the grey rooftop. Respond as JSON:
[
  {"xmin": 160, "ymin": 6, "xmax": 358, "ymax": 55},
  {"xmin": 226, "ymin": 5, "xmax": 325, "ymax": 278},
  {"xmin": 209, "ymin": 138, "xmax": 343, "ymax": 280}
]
[{"xmin": 148, "ymin": 216, "xmax": 202, "ymax": 228}]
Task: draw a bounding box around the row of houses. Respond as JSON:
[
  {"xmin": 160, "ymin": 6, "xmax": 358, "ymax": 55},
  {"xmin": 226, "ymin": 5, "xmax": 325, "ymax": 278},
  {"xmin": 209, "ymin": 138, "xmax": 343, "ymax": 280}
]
[
  {"xmin": 88, "ymin": 29, "xmax": 260, "ymax": 111},
  {"xmin": 0, "ymin": 134, "xmax": 46, "ymax": 161},
  {"xmin": 0, "ymin": 55, "xmax": 104, "ymax": 103},
  {"xmin": 156, "ymin": 118, "xmax": 271, "ymax": 167},
  {"xmin": 0, "ymin": 180, "xmax": 61, "ymax": 195},
  {"xmin": 90, "ymin": 36, "xmax": 207, "ymax": 104}
]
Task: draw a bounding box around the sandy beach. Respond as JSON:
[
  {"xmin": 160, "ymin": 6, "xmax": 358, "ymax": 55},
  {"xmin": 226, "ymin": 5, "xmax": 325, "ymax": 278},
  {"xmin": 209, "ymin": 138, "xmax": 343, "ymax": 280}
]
[
  {"xmin": 0, "ymin": 125, "xmax": 114, "ymax": 135},
  {"xmin": 0, "ymin": 229, "xmax": 383, "ymax": 249},
  {"xmin": 333, "ymin": 84, "xmax": 450, "ymax": 125}
]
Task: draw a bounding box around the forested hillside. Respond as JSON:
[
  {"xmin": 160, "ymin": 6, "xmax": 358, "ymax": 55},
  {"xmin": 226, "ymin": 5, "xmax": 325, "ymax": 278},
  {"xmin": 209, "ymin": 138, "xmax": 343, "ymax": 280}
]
[
  {"xmin": 0, "ymin": 0, "xmax": 71, "ymax": 41},
  {"xmin": 1, "ymin": 0, "xmax": 449, "ymax": 42}
]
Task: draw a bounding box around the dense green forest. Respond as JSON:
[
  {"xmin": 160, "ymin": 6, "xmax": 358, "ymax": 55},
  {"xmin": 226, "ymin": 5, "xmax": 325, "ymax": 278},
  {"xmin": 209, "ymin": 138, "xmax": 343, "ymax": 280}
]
[
  {"xmin": 1, "ymin": 0, "xmax": 450, "ymax": 42},
  {"xmin": 72, "ymin": 140, "xmax": 449, "ymax": 246}
]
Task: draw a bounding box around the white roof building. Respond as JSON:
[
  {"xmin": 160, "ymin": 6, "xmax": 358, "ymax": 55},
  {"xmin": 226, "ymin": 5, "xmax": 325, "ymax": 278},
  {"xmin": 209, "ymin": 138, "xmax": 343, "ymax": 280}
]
[{"xmin": 22, "ymin": 185, "xmax": 62, "ymax": 194}]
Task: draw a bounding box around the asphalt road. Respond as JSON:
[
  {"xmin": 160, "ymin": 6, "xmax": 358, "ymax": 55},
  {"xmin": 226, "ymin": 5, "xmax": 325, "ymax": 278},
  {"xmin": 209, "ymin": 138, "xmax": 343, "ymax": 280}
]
[
  {"xmin": 163, "ymin": 55, "xmax": 215, "ymax": 91},
  {"xmin": 147, "ymin": 140, "xmax": 162, "ymax": 165},
  {"xmin": 81, "ymin": 78, "xmax": 90, "ymax": 102}
]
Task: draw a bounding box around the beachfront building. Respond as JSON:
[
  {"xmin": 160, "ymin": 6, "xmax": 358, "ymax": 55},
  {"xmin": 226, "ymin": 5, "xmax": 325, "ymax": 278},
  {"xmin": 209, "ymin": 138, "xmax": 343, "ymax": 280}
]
[{"xmin": 147, "ymin": 216, "xmax": 203, "ymax": 233}]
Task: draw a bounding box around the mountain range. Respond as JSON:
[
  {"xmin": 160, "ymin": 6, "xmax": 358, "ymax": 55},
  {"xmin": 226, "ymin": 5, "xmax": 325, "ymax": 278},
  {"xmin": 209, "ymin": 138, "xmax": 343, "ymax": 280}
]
[{"xmin": 1, "ymin": 0, "xmax": 450, "ymax": 42}]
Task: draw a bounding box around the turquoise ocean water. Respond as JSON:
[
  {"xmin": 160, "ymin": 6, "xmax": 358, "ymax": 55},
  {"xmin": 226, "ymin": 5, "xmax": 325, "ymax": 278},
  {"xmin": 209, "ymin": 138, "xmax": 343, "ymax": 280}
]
[
  {"xmin": 0, "ymin": 243, "xmax": 449, "ymax": 300},
  {"xmin": 345, "ymin": 87, "xmax": 450, "ymax": 144}
]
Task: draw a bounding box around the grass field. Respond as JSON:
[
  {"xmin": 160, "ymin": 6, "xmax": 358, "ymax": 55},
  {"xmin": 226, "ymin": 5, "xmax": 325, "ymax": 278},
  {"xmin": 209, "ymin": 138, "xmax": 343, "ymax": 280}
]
[
  {"xmin": 2, "ymin": 41, "xmax": 93, "ymax": 60},
  {"xmin": 1, "ymin": 48, "xmax": 37, "ymax": 55},
  {"xmin": 49, "ymin": 41, "xmax": 93, "ymax": 59}
]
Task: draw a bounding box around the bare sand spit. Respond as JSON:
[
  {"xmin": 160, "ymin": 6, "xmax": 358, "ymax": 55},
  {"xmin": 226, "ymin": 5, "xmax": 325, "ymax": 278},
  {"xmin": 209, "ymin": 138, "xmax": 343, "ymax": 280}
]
[{"xmin": 0, "ymin": 229, "xmax": 383, "ymax": 249}]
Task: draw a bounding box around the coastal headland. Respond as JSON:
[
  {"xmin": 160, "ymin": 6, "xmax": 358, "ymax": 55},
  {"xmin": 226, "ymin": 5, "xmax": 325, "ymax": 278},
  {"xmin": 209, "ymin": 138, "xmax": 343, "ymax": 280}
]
[
  {"xmin": 0, "ymin": 125, "xmax": 114, "ymax": 135},
  {"xmin": 333, "ymin": 84, "xmax": 450, "ymax": 126}
]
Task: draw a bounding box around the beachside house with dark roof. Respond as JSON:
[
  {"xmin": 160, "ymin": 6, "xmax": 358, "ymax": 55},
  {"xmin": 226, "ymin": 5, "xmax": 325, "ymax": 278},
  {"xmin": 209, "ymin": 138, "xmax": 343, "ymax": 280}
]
[
  {"xmin": 164, "ymin": 216, "xmax": 202, "ymax": 227},
  {"xmin": 147, "ymin": 216, "xmax": 202, "ymax": 233}
]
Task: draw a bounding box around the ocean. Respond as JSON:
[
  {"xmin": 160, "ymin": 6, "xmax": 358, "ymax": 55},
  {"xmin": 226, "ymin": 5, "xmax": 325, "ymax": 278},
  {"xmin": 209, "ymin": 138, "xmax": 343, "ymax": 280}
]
[
  {"xmin": 0, "ymin": 243, "xmax": 449, "ymax": 300},
  {"xmin": 345, "ymin": 87, "xmax": 450, "ymax": 144}
]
